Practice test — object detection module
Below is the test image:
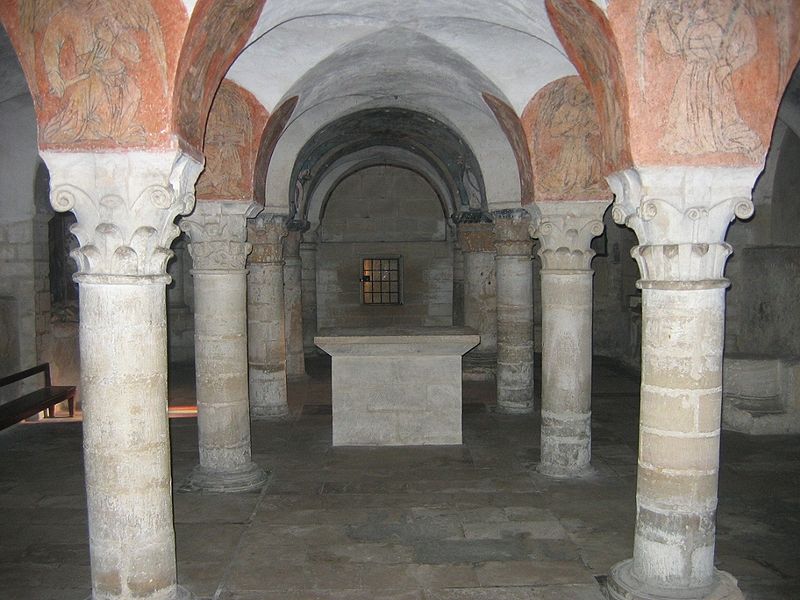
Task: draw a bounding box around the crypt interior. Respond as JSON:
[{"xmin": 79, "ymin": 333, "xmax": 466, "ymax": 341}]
[{"xmin": 1, "ymin": 1, "xmax": 800, "ymax": 599}]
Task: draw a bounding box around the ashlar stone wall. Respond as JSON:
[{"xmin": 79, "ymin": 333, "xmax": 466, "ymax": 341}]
[{"xmin": 317, "ymin": 166, "xmax": 453, "ymax": 329}]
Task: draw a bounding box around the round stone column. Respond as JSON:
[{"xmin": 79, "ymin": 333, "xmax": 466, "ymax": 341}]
[
  {"xmin": 492, "ymin": 209, "xmax": 534, "ymax": 413},
  {"xmin": 180, "ymin": 201, "xmax": 267, "ymax": 492},
  {"xmin": 300, "ymin": 228, "xmax": 319, "ymax": 355},
  {"xmin": 458, "ymin": 220, "xmax": 497, "ymax": 379},
  {"xmin": 605, "ymin": 167, "xmax": 758, "ymax": 600},
  {"xmin": 43, "ymin": 150, "xmax": 201, "ymax": 600},
  {"xmin": 283, "ymin": 224, "xmax": 307, "ymax": 378},
  {"xmin": 532, "ymin": 200, "xmax": 609, "ymax": 478},
  {"xmin": 247, "ymin": 214, "xmax": 289, "ymax": 418}
]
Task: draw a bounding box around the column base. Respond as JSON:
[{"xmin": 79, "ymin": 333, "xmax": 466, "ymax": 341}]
[
  {"xmin": 537, "ymin": 462, "xmax": 594, "ymax": 479},
  {"xmin": 251, "ymin": 406, "xmax": 292, "ymax": 420},
  {"xmin": 85, "ymin": 584, "xmax": 196, "ymax": 600},
  {"xmin": 287, "ymin": 372, "xmax": 312, "ymax": 383},
  {"xmin": 493, "ymin": 402, "xmax": 534, "ymax": 415},
  {"xmin": 180, "ymin": 462, "xmax": 268, "ymax": 493},
  {"xmin": 462, "ymin": 352, "xmax": 497, "ymax": 382},
  {"xmin": 605, "ymin": 559, "xmax": 744, "ymax": 600}
]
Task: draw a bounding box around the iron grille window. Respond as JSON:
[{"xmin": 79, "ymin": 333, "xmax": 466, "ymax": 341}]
[{"xmin": 361, "ymin": 258, "xmax": 401, "ymax": 304}]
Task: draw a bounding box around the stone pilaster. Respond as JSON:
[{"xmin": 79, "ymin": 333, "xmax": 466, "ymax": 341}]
[
  {"xmin": 247, "ymin": 214, "xmax": 289, "ymax": 419},
  {"xmin": 179, "ymin": 200, "xmax": 268, "ymax": 493},
  {"xmin": 451, "ymin": 221, "xmax": 465, "ymax": 327},
  {"xmin": 605, "ymin": 166, "xmax": 759, "ymax": 600},
  {"xmin": 458, "ymin": 221, "xmax": 497, "ymax": 380},
  {"xmin": 283, "ymin": 222, "xmax": 307, "ymax": 378},
  {"xmin": 531, "ymin": 200, "xmax": 610, "ymax": 478},
  {"xmin": 492, "ymin": 209, "xmax": 534, "ymax": 413},
  {"xmin": 42, "ymin": 149, "xmax": 202, "ymax": 600},
  {"xmin": 300, "ymin": 228, "xmax": 319, "ymax": 355}
]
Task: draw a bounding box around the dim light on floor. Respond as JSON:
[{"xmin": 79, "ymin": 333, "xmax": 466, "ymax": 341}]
[{"xmin": 167, "ymin": 405, "xmax": 198, "ymax": 418}]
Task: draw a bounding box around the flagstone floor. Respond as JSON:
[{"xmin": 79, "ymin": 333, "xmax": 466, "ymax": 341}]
[{"xmin": 0, "ymin": 356, "xmax": 798, "ymax": 599}]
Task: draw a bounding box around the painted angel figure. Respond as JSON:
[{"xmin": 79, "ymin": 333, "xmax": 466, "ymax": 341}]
[
  {"xmin": 197, "ymin": 85, "xmax": 251, "ymax": 197},
  {"xmin": 638, "ymin": 0, "xmax": 792, "ymax": 160},
  {"xmin": 21, "ymin": 0, "xmax": 166, "ymax": 145},
  {"xmin": 537, "ymin": 79, "xmax": 604, "ymax": 198}
]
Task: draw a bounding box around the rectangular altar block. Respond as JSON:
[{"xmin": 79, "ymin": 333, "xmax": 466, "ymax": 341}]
[{"xmin": 315, "ymin": 327, "xmax": 480, "ymax": 446}]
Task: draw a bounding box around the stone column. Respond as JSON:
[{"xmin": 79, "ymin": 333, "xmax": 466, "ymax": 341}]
[
  {"xmin": 43, "ymin": 150, "xmax": 201, "ymax": 600},
  {"xmin": 492, "ymin": 209, "xmax": 534, "ymax": 413},
  {"xmin": 247, "ymin": 214, "xmax": 289, "ymax": 418},
  {"xmin": 605, "ymin": 167, "xmax": 758, "ymax": 600},
  {"xmin": 531, "ymin": 200, "xmax": 610, "ymax": 478},
  {"xmin": 179, "ymin": 200, "xmax": 268, "ymax": 493},
  {"xmin": 300, "ymin": 228, "xmax": 319, "ymax": 355},
  {"xmin": 283, "ymin": 223, "xmax": 307, "ymax": 378},
  {"xmin": 458, "ymin": 220, "xmax": 497, "ymax": 379}
]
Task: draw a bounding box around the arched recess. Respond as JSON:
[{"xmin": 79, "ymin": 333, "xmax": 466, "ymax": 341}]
[
  {"xmin": 315, "ymin": 164, "xmax": 454, "ymax": 331},
  {"xmin": 288, "ymin": 107, "xmax": 487, "ymax": 226},
  {"xmin": 305, "ymin": 146, "xmax": 457, "ymax": 234}
]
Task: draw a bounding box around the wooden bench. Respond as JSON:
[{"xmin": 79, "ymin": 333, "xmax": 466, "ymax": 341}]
[{"xmin": 0, "ymin": 363, "xmax": 76, "ymax": 431}]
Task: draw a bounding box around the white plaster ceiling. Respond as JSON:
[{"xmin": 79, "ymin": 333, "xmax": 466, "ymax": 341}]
[
  {"xmin": 229, "ymin": 0, "xmax": 575, "ymax": 115},
  {"xmin": 228, "ymin": 0, "xmax": 579, "ymax": 212}
]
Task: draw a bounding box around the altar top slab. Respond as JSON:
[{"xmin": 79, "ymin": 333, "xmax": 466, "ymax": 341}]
[{"xmin": 315, "ymin": 326, "xmax": 480, "ymax": 356}]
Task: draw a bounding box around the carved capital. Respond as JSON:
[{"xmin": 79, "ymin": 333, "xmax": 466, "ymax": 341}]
[
  {"xmin": 607, "ymin": 166, "xmax": 759, "ymax": 246},
  {"xmin": 607, "ymin": 166, "xmax": 759, "ymax": 286},
  {"xmin": 458, "ymin": 222, "xmax": 495, "ymax": 253},
  {"xmin": 492, "ymin": 209, "xmax": 532, "ymax": 257},
  {"xmin": 531, "ymin": 200, "xmax": 610, "ymax": 271},
  {"xmin": 247, "ymin": 214, "xmax": 287, "ymax": 264},
  {"xmin": 180, "ymin": 200, "xmax": 260, "ymax": 271},
  {"xmin": 42, "ymin": 150, "xmax": 203, "ymax": 281},
  {"xmin": 632, "ymin": 243, "xmax": 733, "ymax": 289}
]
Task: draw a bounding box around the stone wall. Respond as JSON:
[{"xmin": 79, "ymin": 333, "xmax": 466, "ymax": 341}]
[
  {"xmin": 317, "ymin": 166, "xmax": 453, "ymax": 330},
  {"xmin": 591, "ymin": 214, "xmax": 641, "ymax": 364},
  {"xmin": 733, "ymin": 247, "xmax": 800, "ymax": 357},
  {"xmin": 725, "ymin": 121, "xmax": 800, "ymax": 358},
  {"xmin": 167, "ymin": 236, "xmax": 195, "ymax": 365},
  {"xmin": 0, "ymin": 92, "xmax": 41, "ymax": 380}
]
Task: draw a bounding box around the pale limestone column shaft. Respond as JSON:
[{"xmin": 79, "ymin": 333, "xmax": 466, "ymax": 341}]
[
  {"xmin": 179, "ymin": 200, "xmax": 267, "ymax": 492},
  {"xmin": 43, "ymin": 150, "xmax": 201, "ymax": 600},
  {"xmin": 532, "ymin": 200, "xmax": 609, "ymax": 478},
  {"xmin": 300, "ymin": 228, "xmax": 319, "ymax": 354},
  {"xmin": 283, "ymin": 225, "xmax": 307, "ymax": 377},
  {"xmin": 247, "ymin": 214, "xmax": 289, "ymax": 418},
  {"xmin": 458, "ymin": 222, "xmax": 497, "ymax": 353},
  {"xmin": 493, "ymin": 209, "xmax": 534, "ymax": 413},
  {"xmin": 605, "ymin": 166, "xmax": 759, "ymax": 600}
]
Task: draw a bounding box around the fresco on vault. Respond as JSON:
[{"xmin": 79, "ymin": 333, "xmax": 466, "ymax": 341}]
[
  {"xmin": 17, "ymin": 0, "xmax": 167, "ymax": 147},
  {"xmin": 197, "ymin": 81, "xmax": 268, "ymax": 201},
  {"xmin": 524, "ymin": 77, "xmax": 608, "ymax": 202},
  {"xmin": 637, "ymin": 0, "xmax": 787, "ymax": 161},
  {"xmin": 173, "ymin": 0, "xmax": 264, "ymax": 152},
  {"xmin": 609, "ymin": 0, "xmax": 800, "ymax": 166}
]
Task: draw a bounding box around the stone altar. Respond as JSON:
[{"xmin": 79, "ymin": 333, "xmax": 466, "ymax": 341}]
[{"xmin": 315, "ymin": 327, "xmax": 480, "ymax": 446}]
